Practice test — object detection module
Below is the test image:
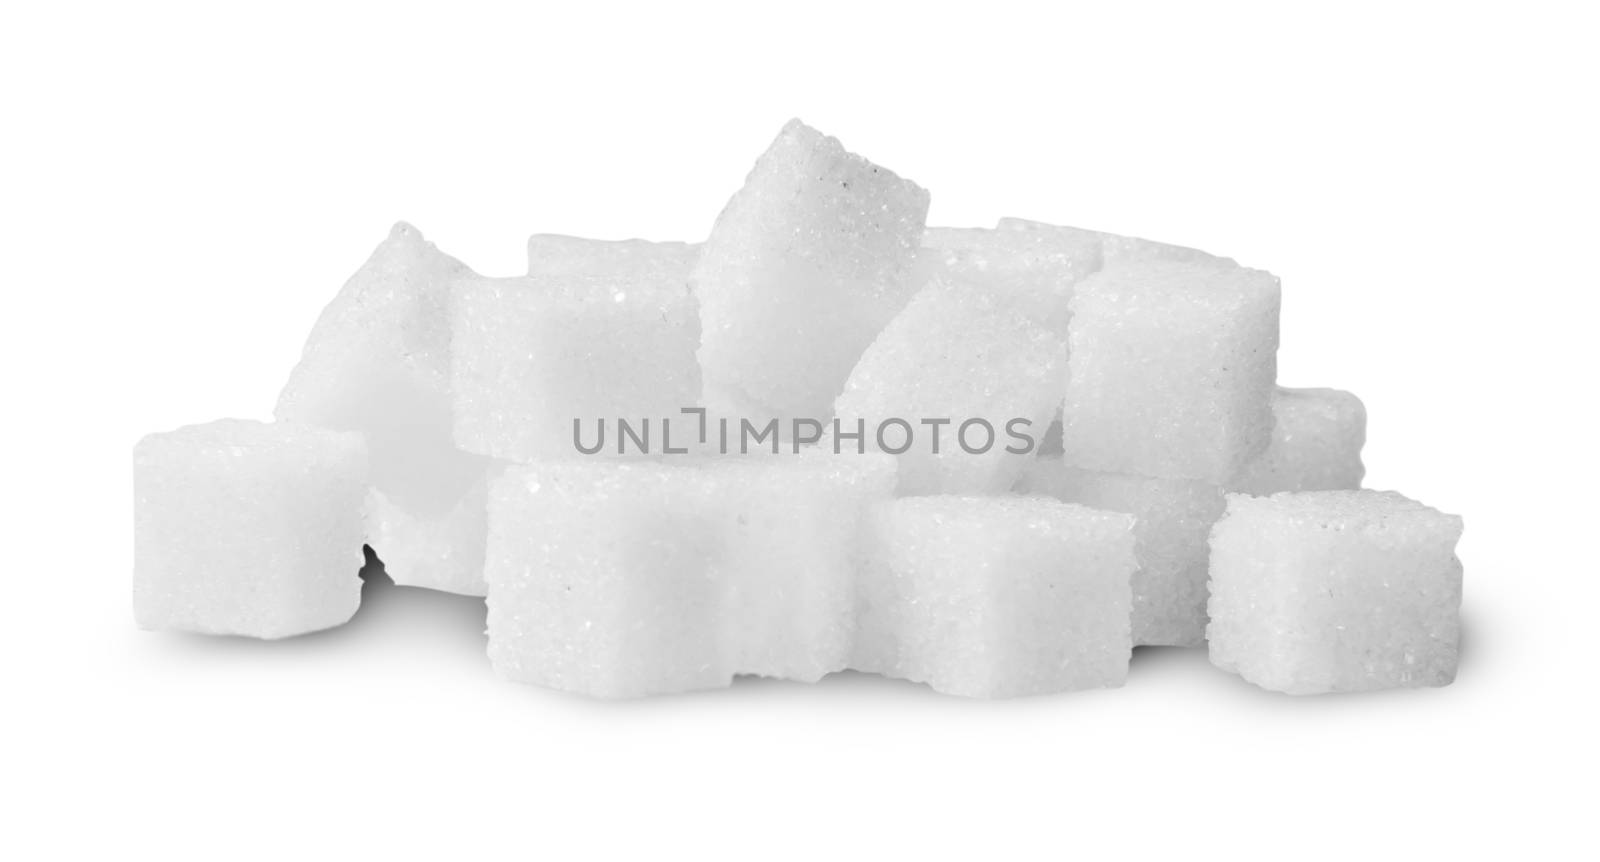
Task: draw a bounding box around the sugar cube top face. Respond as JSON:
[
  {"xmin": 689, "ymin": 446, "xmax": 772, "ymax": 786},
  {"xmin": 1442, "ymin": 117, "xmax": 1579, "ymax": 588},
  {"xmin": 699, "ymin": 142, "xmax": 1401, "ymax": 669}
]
[
  {"xmin": 1062, "ymin": 260, "xmax": 1281, "ymax": 483},
  {"xmin": 274, "ymin": 223, "xmax": 492, "ymax": 594},
  {"xmin": 1016, "ymin": 458, "xmax": 1225, "ymax": 647},
  {"xmin": 527, "ymin": 234, "xmax": 699, "ymax": 280},
  {"xmin": 484, "ymin": 454, "xmax": 896, "ymax": 698},
  {"xmin": 693, "ymin": 119, "xmax": 930, "ymax": 422},
  {"xmin": 1229, "ymin": 387, "xmax": 1366, "ymax": 495},
  {"xmin": 133, "ymin": 420, "xmax": 367, "ymax": 639},
  {"xmin": 451, "ymin": 269, "xmax": 701, "ymax": 463},
  {"xmin": 1206, "ymin": 490, "xmax": 1465, "ymax": 695},
  {"xmin": 921, "ymin": 225, "xmax": 1103, "ymax": 329},
  {"xmin": 996, "ymin": 217, "xmax": 1235, "ymax": 268},
  {"xmin": 856, "ymin": 495, "xmax": 1135, "ymax": 698}
]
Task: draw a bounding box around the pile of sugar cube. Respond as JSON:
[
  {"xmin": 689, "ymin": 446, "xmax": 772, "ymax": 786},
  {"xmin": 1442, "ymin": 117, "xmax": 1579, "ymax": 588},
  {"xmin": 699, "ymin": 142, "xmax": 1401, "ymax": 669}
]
[{"xmin": 133, "ymin": 119, "xmax": 1464, "ymax": 698}]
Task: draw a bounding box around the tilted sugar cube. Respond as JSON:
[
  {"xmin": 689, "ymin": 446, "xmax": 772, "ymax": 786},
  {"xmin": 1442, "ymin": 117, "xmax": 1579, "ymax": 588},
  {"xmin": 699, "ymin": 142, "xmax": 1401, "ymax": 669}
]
[
  {"xmin": 484, "ymin": 454, "xmax": 895, "ymax": 698},
  {"xmin": 133, "ymin": 420, "xmax": 367, "ymax": 639},
  {"xmin": 693, "ymin": 119, "xmax": 930, "ymax": 422},
  {"xmin": 275, "ymin": 223, "xmax": 493, "ymax": 594},
  {"xmin": 1207, "ymin": 490, "xmax": 1464, "ymax": 694},
  {"xmin": 451, "ymin": 256, "xmax": 701, "ymax": 462},
  {"xmin": 854, "ymin": 496, "xmax": 1135, "ymax": 698},
  {"xmin": 1229, "ymin": 387, "xmax": 1366, "ymax": 495},
  {"xmin": 527, "ymin": 234, "xmax": 699, "ymax": 278},
  {"xmin": 1017, "ymin": 457, "xmax": 1225, "ymax": 647},
  {"xmin": 996, "ymin": 217, "xmax": 1235, "ymax": 267},
  {"xmin": 1062, "ymin": 260, "xmax": 1280, "ymax": 482},
  {"xmin": 831, "ymin": 226, "xmax": 1098, "ymax": 494},
  {"xmin": 833, "ymin": 267, "xmax": 1080, "ymax": 493}
]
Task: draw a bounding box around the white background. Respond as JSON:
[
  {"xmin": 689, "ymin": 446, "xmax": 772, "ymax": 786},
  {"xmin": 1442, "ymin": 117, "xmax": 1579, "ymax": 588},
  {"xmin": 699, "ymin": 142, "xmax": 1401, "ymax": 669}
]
[{"xmin": 3, "ymin": 1, "xmax": 1596, "ymax": 858}]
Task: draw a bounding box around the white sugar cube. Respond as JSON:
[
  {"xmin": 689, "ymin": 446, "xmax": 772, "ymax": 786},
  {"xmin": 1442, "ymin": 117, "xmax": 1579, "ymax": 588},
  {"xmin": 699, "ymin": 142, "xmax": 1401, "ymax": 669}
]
[
  {"xmin": 833, "ymin": 277, "xmax": 1071, "ymax": 493},
  {"xmin": 693, "ymin": 119, "xmax": 929, "ymax": 422},
  {"xmin": 830, "ymin": 226, "xmax": 1098, "ymax": 494},
  {"xmin": 485, "ymin": 454, "xmax": 895, "ymax": 698},
  {"xmin": 133, "ymin": 420, "xmax": 367, "ymax": 639},
  {"xmin": 996, "ymin": 217, "xmax": 1235, "ymax": 267},
  {"xmin": 451, "ymin": 264, "xmax": 700, "ymax": 463},
  {"xmin": 486, "ymin": 462, "xmax": 723, "ymax": 697},
  {"xmin": 1063, "ymin": 260, "xmax": 1280, "ymax": 482},
  {"xmin": 855, "ymin": 496, "xmax": 1135, "ymax": 698},
  {"xmin": 276, "ymin": 223, "xmax": 493, "ymax": 594},
  {"xmin": 1016, "ymin": 457, "xmax": 1225, "ymax": 647},
  {"xmin": 1229, "ymin": 387, "xmax": 1366, "ymax": 495},
  {"xmin": 1207, "ymin": 490, "xmax": 1464, "ymax": 694},
  {"xmin": 527, "ymin": 234, "xmax": 699, "ymax": 278}
]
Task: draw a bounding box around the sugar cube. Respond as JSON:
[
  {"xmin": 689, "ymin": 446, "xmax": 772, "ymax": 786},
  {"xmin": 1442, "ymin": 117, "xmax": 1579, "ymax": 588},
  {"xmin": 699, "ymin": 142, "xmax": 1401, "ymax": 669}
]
[
  {"xmin": 1017, "ymin": 457, "xmax": 1225, "ymax": 647},
  {"xmin": 275, "ymin": 223, "xmax": 493, "ymax": 594},
  {"xmin": 693, "ymin": 119, "xmax": 930, "ymax": 422},
  {"xmin": 855, "ymin": 496, "xmax": 1135, "ymax": 698},
  {"xmin": 1207, "ymin": 490, "xmax": 1464, "ymax": 694},
  {"xmin": 484, "ymin": 454, "xmax": 895, "ymax": 697},
  {"xmin": 451, "ymin": 262, "xmax": 701, "ymax": 463},
  {"xmin": 996, "ymin": 217, "xmax": 1235, "ymax": 267},
  {"xmin": 829, "ymin": 226, "xmax": 1098, "ymax": 494},
  {"xmin": 485, "ymin": 461, "xmax": 723, "ymax": 697},
  {"xmin": 133, "ymin": 419, "xmax": 367, "ymax": 639},
  {"xmin": 1229, "ymin": 387, "xmax": 1366, "ymax": 495},
  {"xmin": 832, "ymin": 281, "xmax": 1061, "ymax": 493},
  {"xmin": 1062, "ymin": 260, "xmax": 1280, "ymax": 482}
]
